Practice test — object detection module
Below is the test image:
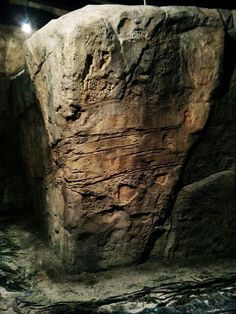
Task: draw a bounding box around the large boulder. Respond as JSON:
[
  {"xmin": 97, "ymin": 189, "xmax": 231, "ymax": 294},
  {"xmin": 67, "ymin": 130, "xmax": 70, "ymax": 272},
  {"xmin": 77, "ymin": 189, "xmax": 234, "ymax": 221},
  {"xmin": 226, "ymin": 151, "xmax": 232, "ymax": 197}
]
[{"xmin": 24, "ymin": 5, "xmax": 224, "ymax": 271}]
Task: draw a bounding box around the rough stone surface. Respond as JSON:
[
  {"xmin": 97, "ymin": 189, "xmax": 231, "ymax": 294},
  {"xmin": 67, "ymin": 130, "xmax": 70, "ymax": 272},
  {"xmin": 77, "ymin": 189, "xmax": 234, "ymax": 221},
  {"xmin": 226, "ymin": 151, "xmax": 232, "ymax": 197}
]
[
  {"xmin": 24, "ymin": 5, "xmax": 225, "ymax": 271},
  {"xmin": 0, "ymin": 24, "xmax": 28, "ymax": 76},
  {"xmin": 153, "ymin": 171, "xmax": 236, "ymax": 258},
  {"xmin": 153, "ymin": 15, "xmax": 236, "ymax": 260},
  {"xmin": 1, "ymin": 214, "xmax": 236, "ymax": 314}
]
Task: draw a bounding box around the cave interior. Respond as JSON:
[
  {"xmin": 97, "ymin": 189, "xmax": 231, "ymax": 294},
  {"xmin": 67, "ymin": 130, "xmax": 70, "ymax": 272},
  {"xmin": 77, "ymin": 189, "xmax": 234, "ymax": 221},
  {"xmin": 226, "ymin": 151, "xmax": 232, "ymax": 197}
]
[{"xmin": 1, "ymin": 0, "xmax": 236, "ymax": 313}]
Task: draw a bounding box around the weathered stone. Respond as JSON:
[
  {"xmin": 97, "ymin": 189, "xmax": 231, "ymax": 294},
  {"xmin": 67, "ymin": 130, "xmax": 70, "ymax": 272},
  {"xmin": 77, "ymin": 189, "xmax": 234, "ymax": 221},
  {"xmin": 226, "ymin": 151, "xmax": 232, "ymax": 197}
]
[
  {"xmin": 24, "ymin": 5, "xmax": 225, "ymax": 271},
  {"xmin": 153, "ymin": 21, "xmax": 236, "ymax": 261},
  {"xmin": 153, "ymin": 171, "xmax": 236, "ymax": 258},
  {"xmin": 0, "ymin": 24, "xmax": 28, "ymax": 76},
  {"xmin": 179, "ymin": 31, "xmax": 236, "ymax": 187}
]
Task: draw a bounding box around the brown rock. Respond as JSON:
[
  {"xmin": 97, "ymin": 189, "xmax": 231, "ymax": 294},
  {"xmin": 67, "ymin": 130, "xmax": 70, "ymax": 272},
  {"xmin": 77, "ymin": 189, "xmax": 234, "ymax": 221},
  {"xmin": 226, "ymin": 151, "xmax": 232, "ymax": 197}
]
[
  {"xmin": 118, "ymin": 185, "xmax": 138, "ymax": 204},
  {"xmin": 153, "ymin": 171, "xmax": 236, "ymax": 258},
  {"xmin": 0, "ymin": 24, "xmax": 29, "ymax": 76},
  {"xmin": 24, "ymin": 5, "xmax": 224, "ymax": 271},
  {"xmin": 151, "ymin": 19, "xmax": 236, "ymax": 260}
]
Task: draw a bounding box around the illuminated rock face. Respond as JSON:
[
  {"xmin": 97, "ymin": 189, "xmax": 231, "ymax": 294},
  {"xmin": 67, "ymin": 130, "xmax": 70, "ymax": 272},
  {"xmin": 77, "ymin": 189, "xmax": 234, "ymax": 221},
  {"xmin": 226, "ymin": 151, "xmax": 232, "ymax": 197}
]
[
  {"xmin": 0, "ymin": 24, "xmax": 26, "ymax": 76},
  {"xmin": 24, "ymin": 5, "xmax": 225, "ymax": 271}
]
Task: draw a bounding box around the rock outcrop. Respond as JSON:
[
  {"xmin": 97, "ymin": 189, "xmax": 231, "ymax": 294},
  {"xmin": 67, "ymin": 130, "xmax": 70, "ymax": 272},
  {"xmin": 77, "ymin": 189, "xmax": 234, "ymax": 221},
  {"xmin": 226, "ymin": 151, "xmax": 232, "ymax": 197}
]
[{"xmin": 23, "ymin": 5, "xmax": 226, "ymax": 271}]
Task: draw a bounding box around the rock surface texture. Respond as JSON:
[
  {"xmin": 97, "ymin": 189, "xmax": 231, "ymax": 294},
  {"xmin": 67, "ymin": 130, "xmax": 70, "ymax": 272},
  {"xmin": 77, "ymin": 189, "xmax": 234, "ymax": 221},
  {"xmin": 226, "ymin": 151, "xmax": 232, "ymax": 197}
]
[
  {"xmin": 23, "ymin": 5, "xmax": 231, "ymax": 271},
  {"xmin": 0, "ymin": 24, "xmax": 26, "ymax": 76}
]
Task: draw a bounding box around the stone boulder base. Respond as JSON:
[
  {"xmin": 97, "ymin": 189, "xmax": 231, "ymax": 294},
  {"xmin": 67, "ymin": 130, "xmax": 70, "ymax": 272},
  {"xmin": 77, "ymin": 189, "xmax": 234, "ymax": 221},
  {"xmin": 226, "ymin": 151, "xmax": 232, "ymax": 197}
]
[{"xmin": 153, "ymin": 171, "xmax": 236, "ymax": 258}]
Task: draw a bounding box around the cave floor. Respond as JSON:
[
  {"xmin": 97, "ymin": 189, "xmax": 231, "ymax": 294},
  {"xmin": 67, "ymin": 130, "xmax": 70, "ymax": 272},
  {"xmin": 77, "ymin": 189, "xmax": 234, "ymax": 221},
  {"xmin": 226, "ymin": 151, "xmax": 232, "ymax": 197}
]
[{"xmin": 1, "ymin": 214, "xmax": 236, "ymax": 313}]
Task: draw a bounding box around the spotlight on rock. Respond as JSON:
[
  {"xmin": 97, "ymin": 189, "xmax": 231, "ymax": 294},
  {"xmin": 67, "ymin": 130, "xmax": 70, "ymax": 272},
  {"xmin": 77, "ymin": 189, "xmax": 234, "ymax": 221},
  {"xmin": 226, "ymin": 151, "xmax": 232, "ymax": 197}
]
[{"xmin": 21, "ymin": 22, "xmax": 32, "ymax": 34}]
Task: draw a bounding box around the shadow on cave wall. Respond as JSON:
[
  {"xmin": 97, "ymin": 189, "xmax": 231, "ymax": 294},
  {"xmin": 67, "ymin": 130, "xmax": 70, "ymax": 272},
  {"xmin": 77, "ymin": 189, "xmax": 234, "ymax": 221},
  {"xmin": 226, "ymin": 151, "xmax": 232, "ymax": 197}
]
[
  {"xmin": 0, "ymin": 69, "xmax": 50, "ymax": 233},
  {"xmin": 151, "ymin": 23, "xmax": 236, "ymax": 259},
  {"xmin": 181, "ymin": 32, "xmax": 236, "ymax": 186},
  {"xmin": 0, "ymin": 72, "xmax": 29, "ymax": 217}
]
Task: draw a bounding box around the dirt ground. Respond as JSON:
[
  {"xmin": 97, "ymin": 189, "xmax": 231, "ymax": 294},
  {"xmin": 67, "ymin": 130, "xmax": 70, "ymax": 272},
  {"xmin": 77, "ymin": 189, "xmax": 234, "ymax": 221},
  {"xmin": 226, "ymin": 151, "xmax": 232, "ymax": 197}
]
[{"xmin": 1, "ymin": 213, "xmax": 236, "ymax": 313}]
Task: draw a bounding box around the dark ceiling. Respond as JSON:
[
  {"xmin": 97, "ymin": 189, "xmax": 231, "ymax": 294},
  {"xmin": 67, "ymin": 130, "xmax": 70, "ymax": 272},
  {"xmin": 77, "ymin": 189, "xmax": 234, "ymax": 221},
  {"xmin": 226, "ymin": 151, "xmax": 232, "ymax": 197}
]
[
  {"xmin": 9, "ymin": 0, "xmax": 236, "ymax": 10},
  {"xmin": 10, "ymin": 0, "xmax": 236, "ymax": 10},
  {"xmin": 1, "ymin": 0, "xmax": 236, "ymax": 29}
]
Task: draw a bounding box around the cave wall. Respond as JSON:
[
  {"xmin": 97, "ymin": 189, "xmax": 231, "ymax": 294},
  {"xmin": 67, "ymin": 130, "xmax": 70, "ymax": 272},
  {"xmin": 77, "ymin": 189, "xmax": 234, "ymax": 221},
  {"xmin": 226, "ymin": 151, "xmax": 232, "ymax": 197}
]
[
  {"xmin": 152, "ymin": 13, "xmax": 236, "ymax": 258},
  {"xmin": 2, "ymin": 4, "xmax": 236, "ymax": 275},
  {"xmin": 10, "ymin": 71, "xmax": 50, "ymax": 220},
  {"xmin": 0, "ymin": 24, "xmax": 26, "ymax": 76},
  {"xmin": 23, "ymin": 5, "xmax": 236, "ymax": 272},
  {"xmin": 0, "ymin": 25, "xmax": 29, "ymax": 213}
]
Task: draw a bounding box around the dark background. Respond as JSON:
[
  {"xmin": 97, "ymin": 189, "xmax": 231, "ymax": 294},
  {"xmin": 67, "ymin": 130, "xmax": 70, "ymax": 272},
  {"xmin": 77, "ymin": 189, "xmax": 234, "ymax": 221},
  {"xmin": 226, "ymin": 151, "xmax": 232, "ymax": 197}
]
[{"xmin": 1, "ymin": 0, "xmax": 236, "ymax": 29}]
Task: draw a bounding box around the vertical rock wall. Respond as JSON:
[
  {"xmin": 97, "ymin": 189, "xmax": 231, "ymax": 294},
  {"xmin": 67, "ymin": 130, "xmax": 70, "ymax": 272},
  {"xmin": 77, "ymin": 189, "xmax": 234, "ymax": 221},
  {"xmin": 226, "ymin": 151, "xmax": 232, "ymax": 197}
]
[
  {"xmin": 10, "ymin": 71, "xmax": 50, "ymax": 219},
  {"xmin": 0, "ymin": 24, "xmax": 26, "ymax": 76},
  {"xmin": 152, "ymin": 13, "xmax": 236, "ymax": 258},
  {"xmin": 0, "ymin": 25, "xmax": 29, "ymax": 213},
  {"xmin": 24, "ymin": 5, "xmax": 228, "ymax": 271}
]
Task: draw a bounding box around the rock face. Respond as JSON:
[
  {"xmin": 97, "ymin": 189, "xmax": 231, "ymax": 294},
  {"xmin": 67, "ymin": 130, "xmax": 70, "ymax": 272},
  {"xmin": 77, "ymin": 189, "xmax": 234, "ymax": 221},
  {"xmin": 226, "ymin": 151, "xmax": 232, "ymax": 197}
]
[
  {"xmin": 19, "ymin": 5, "xmax": 236, "ymax": 271},
  {"xmin": 153, "ymin": 171, "xmax": 236, "ymax": 258},
  {"xmin": 0, "ymin": 24, "xmax": 27, "ymax": 76},
  {"xmin": 23, "ymin": 5, "xmax": 226, "ymax": 271},
  {"xmin": 151, "ymin": 11, "xmax": 236, "ymax": 259},
  {"xmin": 10, "ymin": 71, "xmax": 50, "ymax": 217}
]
